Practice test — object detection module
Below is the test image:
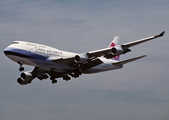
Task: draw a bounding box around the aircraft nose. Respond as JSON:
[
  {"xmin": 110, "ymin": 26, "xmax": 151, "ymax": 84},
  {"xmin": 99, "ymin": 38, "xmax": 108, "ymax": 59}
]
[
  {"xmin": 4, "ymin": 48, "xmax": 8, "ymax": 55},
  {"xmin": 4, "ymin": 47, "xmax": 11, "ymax": 56}
]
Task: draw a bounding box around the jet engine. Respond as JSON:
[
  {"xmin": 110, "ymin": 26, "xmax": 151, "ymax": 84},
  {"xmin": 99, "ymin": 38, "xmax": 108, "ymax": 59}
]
[
  {"xmin": 20, "ymin": 72, "xmax": 34, "ymax": 80},
  {"xmin": 111, "ymin": 45, "xmax": 131, "ymax": 55},
  {"xmin": 17, "ymin": 72, "xmax": 34, "ymax": 85},
  {"xmin": 74, "ymin": 54, "xmax": 88, "ymax": 63}
]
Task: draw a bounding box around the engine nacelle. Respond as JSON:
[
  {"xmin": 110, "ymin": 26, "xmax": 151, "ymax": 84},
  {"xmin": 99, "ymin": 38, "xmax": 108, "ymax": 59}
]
[
  {"xmin": 111, "ymin": 45, "xmax": 131, "ymax": 55},
  {"xmin": 17, "ymin": 78, "xmax": 32, "ymax": 85},
  {"xmin": 74, "ymin": 54, "xmax": 88, "ymax": 63},
  {"xmin": 17, "ymin": 72, "xmax": 35, "ymax": 85},
  {"xmin": 111, "ymin": 46, "xmax": 124, "ymax": 55},
  {"xmin": 21, "ymin": 72, "xmax": 34, "ymax": 80}
]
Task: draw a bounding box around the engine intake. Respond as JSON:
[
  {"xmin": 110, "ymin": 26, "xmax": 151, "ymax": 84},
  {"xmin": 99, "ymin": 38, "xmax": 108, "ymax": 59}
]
[
  {"xmin": 74, "ymin": 55, "xmax": 80, "ymax": 62},
  {"xmin": 21, "ymin": 72, "xmax": 34, "ymax": 80},
  {"xmin": 111, "ymin": 45, "xmax": 131, "ymax": 55},
  {"xmin": 17, "ymin": 72, "xmax": 35, "ymax": 85},
  {"xmin": 17, "ymin": 77, "xmax": 31, "ymax": 85},
  {"xmin": 74, "ymin": 54, "xmax": 88, "ymax": 63},
  {"xmin": 111, "ymin": 48, "xmax": 117, "ymax": 54}
]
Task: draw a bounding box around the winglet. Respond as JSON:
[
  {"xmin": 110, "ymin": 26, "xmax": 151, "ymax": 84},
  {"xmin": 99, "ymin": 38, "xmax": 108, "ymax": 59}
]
[{"xmin": 159, "ymin": 31, "xmax": 165, "ymax": 37}]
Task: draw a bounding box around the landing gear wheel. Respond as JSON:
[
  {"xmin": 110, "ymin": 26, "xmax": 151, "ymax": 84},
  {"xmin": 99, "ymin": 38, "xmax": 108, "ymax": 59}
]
[
  {"xmin": 63, "ymin": 74, "xmax": 71, "ymax": 81},
  {"xmin": 72, "ymin": 69, "xmax": 81, "ymax": 78},
  {"xmin": 18, "ymin": 61, "xmax": 24, "ymax": 71},
  {"xmin": 52, "ymin": 80, "xmax": 57, "ymax": 84}
]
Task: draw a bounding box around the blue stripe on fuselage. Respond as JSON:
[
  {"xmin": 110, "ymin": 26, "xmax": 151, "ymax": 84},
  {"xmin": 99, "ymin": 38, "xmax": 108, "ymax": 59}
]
[{"xmin": 4, "ymin": 47, "xmax": 47, "ymax": 60}]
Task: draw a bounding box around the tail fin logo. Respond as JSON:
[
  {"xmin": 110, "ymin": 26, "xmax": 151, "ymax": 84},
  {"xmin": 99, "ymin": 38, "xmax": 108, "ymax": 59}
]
[{"xmin": 109, "ymin": 42, "xmax": 116, "ymax": 48}]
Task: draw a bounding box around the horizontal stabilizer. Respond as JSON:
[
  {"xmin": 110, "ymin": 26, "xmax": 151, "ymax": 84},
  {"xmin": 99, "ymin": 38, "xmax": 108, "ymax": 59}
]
[{"xmin": 113, "ymin": 55, "xmax": 146, "ymax": 65}]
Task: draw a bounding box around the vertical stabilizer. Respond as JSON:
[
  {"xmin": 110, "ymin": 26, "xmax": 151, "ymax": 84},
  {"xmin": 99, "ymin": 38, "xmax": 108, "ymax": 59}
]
[{"xmin": 108, "ymin": 36, "xmax": 121, "ymax": 61}]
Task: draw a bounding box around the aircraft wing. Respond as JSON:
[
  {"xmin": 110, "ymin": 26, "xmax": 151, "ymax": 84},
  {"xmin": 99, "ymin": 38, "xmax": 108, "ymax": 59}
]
[
  {"xmin": 50, "ymin": 47, "xmax": 115, "ymax": 63},
  {"xmin": 87, "ymin": 31, "xmax": 165, "ymax": 59},
  {"xmin": 49, "ymin": 56, "xmax": 75, "ymax": 65},
  {"xmin": 49, "ymin": 31, "xmax": 165, "ymax": 67},
  {"xmin": 123, "ymin": 31, "xmax": 165, "ymax": 48},
  {"xmin": 50, "ymin": 55, "xmax": 103, "ymax": 71}
]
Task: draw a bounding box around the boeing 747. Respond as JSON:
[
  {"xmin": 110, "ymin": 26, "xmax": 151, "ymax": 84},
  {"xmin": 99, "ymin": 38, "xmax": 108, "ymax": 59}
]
[{"xmin": 4, "ymin": 31, "xmax": 165, "ymax": 85}]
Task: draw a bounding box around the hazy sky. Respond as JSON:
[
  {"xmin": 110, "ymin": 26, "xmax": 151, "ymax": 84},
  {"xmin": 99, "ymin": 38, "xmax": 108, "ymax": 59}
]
[{"xmin": 1, "ymin": 0, "xmax": 169, "ymax": 120}]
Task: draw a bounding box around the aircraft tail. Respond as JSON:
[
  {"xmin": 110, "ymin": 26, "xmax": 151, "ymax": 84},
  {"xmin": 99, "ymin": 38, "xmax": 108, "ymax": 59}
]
[{"xmin": 108, "ymin": 36, "xmax": 121, "ymax": 61}]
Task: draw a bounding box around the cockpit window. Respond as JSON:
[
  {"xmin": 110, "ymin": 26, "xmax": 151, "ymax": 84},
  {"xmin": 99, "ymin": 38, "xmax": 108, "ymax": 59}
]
[{"xmin": 12, "ymin": 42, "xmax": 19, "ymax": 44}]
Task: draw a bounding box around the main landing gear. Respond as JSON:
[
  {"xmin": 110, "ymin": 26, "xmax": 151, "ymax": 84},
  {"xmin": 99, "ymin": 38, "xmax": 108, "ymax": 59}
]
[
  {"xmin": 52, "ymin": 79, "xmax": 57, "ymax": 84},
  {"xmin": 18, "ymin": 61, "xmax": 24, "ymax": 71},
  {"xmin": 49, "ymin": 70, "xmax": 81, "ymax": 84},
  {"xmin": 70, "ymin": 69, "xmax": 82, "ymax": 78},
  {"xmin": 63, "ymin": 74, "xmax": 71, "ymax": 81},
  {"xmin": 50, "ymin": 74, "xmax": 58, "ymax": 84}
]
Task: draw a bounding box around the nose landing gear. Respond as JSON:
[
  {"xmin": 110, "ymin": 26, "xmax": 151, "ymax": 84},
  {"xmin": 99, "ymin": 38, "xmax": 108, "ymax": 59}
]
[{"xmin": 18, "ymin": 61, "xmax": 24, "ymax": 71}]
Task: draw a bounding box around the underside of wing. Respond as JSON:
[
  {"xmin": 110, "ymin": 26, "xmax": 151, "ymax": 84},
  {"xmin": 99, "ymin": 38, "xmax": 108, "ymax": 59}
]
[
  {"xmin": 51, "ymin": 57, "xmax": 75, "ymax": 65},
  {"xmin": 48, "ymin": 54, "xmax": 103, "ymax": 71},
  {"xmin": 80, "ymin": 58, "xmax": 103, "ymax": 71}
]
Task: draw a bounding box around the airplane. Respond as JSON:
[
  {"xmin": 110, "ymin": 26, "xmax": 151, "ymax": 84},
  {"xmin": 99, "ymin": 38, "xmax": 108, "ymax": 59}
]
[{"xmin": 4, "ymin": 31, "xmax": 165, "ymax": 85}]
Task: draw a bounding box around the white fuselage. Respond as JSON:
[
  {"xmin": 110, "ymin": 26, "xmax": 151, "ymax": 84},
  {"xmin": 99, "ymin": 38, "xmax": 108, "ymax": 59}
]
[{"xmin": 4, "ymin": 41, "xmax": 122, "ymax": 73}]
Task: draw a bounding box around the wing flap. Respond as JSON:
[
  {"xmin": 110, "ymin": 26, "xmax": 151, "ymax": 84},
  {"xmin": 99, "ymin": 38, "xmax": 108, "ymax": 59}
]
[{"xmin": 47, "ymin": 31, "xmax": 164, "ymax": 66}]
